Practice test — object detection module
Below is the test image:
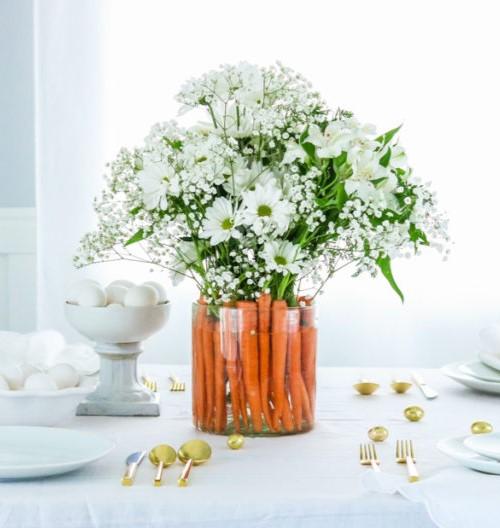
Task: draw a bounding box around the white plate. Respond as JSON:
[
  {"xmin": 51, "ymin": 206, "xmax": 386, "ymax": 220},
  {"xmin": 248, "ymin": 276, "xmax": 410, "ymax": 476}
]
[
  {"xmin": 437, "ymin": 435, "xmax": 500, "ymax": 474},
  {"xmin": 464, "ymin": 433, "xmax": 500, "ymax": 461},
  {"xmin": 459, "ymin": 359, "xmax": 500, "ymax": 382},
  {"xmin": 441, "ymin": 362, "xmax": 500, "ymax": 395},
  {"xmin": 0, "ymin": 426, "xmax": 115, "ymax": 479},
  {"xmin": 478, "ymin": 349, "xmax": 500, "ymax": 372}
]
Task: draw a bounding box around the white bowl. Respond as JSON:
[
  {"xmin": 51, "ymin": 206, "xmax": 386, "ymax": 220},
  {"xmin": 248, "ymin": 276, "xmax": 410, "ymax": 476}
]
[
  {"xmin": 64, "ymin": 302, "xmax": 170, "ymax": 343},
  {"xmin": 0, "ymin": 384, "xmax": 96, "ymax": 426}
]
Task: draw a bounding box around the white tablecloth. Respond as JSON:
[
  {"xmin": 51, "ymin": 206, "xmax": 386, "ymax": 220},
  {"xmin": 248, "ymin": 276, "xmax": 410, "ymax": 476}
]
[{"xmin": 0, "ymin": 365, "xmax": 495, "ymax": 528}]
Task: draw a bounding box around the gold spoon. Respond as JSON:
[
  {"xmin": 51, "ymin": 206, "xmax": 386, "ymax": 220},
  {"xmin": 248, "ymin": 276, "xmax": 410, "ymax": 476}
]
[
  {"xmin": 148, "ymin": 444, "xmax": 177, "ymax": 487},
  {"xmin": 177, "ymin": 439, "xmax": 212, "ymax": 487}
]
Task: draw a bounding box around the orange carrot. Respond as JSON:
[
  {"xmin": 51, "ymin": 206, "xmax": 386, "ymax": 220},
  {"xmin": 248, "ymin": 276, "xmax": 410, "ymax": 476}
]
[
  {"xmin": 213, "ymin": 320, "xmax": 227, "ymax": 433},
  {"xmin": 300, "ymin": 375, "xmax": 313, "ymax": 427},
  {"xmin": 222, "ymin": 302, "xmax": 241, "ymax": 433},
  {"xmin": 236, "ymin": 301, "xmax": 262, "ymax": 433},
  {"xmin": 299, "ymin": 297, "xmax": 317, "ymax": 415},
  {"xmin": 193, "ymin": 300, "xmax": 206, "ymax": 429},
  {"xmin": 281, "ymin": 393, "xmax": 295, "ymax": 433},
  {"xmin": 271, "ymin": 300, "xmax": 288, "ymax": 430},
  {"xmin": 257, "ymin": 293, "xmax": 275, "ymax": 432},
  {"xmin": 288, "ymin": 307, "xmax": 303, "ymax": 431},
  {"xmin": 202, "ymin": 315, "xmax": 214, "ymax": 431}
]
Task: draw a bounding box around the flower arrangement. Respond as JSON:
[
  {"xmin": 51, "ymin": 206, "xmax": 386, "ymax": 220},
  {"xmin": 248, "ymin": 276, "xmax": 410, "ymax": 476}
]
[{"xmin": 76, "ymin": 62, "xmax": 449, "ymax": 305}]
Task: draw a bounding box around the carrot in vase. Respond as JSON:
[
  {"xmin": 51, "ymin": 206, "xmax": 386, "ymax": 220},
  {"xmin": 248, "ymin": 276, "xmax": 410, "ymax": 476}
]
[
  {"xmin": 288, "ymin": 307, "xmax": 303, "ymax": 431},
  {"xmin": 271, "ymin": 300, "xmax": 288, "ymax": 430},
  {"xmin": 299, "ymin": 296, "xmax": 317, "ymax": 415},
  {"xmin": 236, "ymin": 301, "xmax": 263, "ymax": 434},
  {"xmin": 222, "ymin": 302, "xmax": 241, "ymax": 433},
  {"xmin": 300, "ymin": 375, "xmax": 313, "ymax": 428},
  {"xmin": 193, "ymin": 300, "xmax": 207, "ymax": 429},
  {"xmin": 257, "ymin": 293, "xmax": 275, "ymax": 432},
  {"xmin": 213, "ymin": 320, "xmax": 227, "ymax": 433},
  {"xmin": 281, "ymin": 391, "xmax": 295, "ymax": 433},
  {"xmin": 202, "ymin": 314, "xmax": 215, "ymax": 431}
]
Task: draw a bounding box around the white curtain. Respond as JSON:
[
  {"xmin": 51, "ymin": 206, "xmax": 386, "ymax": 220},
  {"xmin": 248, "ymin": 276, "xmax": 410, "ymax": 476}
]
[{"xmin": 36, "ymin": 0, "xmax": 500, "ymax": 367}]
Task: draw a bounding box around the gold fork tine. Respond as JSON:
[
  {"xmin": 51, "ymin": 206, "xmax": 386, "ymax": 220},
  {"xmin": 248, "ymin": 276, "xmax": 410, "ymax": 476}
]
[{"xmin": 396, "ymin": 439, "xmax": 419, "ymax": 482}]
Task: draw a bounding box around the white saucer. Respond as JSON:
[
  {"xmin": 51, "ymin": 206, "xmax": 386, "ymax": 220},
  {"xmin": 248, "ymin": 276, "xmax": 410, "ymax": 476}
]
[
  {"xmin": 459, "ymin": 359, "xmax": 500, "ymax": 382},
  {"xmin": 437, "ymin": 435, "xmax": 500, "ymax": 474},
  {"xmin": 464, "ymin": 433, "xmax": 500, "ymax": 461},
  {"xmin": 0, "ymin": 426, "xmax": 115, "ymax": 479},
  {"xmin": 441, "ymin": 362, "xmax": 500, "ymax": 395},
  {"xmin": 478, "ymin": 349, "xmax": 500, "ymax": 372}
]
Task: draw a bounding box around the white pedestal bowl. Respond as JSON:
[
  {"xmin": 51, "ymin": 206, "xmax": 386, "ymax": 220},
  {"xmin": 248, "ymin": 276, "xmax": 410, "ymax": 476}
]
[{"xmin": 65, "ymin": 302, "xmax": 170, "ymax": 417}]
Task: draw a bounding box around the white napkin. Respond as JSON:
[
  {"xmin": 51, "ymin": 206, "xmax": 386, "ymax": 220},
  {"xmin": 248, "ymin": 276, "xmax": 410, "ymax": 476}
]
[{"xmin": 363, "ymin": 467, "xmax": 500, "ymax": 528}]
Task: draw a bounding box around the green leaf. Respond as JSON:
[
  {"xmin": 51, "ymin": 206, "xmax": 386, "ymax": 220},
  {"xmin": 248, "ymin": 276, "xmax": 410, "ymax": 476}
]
[
  {"xmin": 371, "ymin": 177, "xmax": 389, "ymax": 188},
  {"xmin": 301, "ymin": 142, "xmax": 316, "ymax": 159},
  {"xmin": 165, "ymin": 138, "xmax": 183, "ymax": 150},
  {"xmin": 376, "ymin": 125, "xmax": 402, "ymax": 146},
  {"xmin": 409, "ymin": 223, "xmax": 429, "ymax": 246},
  {"xmin": 125, "ymin": 228, "xmax": 149, "ymax": 246},
  {"xmin": 299, "ymin": 127, "xmax": 309, "ymax": 144},
  {"xmin": 379, "ymin": 147, "xmax": 391, "ymax": 168},
  {"xmin": 376, "ymin": 255, "xmax": 404, "ymax": 302},
  {"xmin": 333, "ymin": 151, "xmax": 348, "ymax": 168},
  {"xmin": 129, "ymin": 206, "xmax": 142, "ymax": 216},
  {"xmin": 335, "ymin": 182, "xmax": 348, "ymax": 208}
]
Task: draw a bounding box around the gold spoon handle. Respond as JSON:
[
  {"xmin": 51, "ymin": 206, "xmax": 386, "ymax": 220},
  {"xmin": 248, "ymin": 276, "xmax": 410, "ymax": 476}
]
[
  {"xmin": 122, "ymin": 462, "xmax": 138, "ymax": 486},
  {"xmin": 177, "ymin": 459, "xmax": 193, "ymax": 487},
  {"xmin": 154, "ymin": 461, "xmax": 165, "ymax": 487}
]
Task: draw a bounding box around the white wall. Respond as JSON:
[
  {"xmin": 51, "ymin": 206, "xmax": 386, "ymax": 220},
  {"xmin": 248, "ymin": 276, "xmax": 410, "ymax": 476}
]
[
  {"xmin": 0, "ymin": 0, "xmax": 36, "ymax": 208},
  {"xmin": 35, "ymin": 0, "xmax": 500, "ymax": 367}
]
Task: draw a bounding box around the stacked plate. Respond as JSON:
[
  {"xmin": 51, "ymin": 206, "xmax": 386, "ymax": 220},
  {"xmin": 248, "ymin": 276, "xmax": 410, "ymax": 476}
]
[
  {"xmin": 438, "ymin": 433, "xmax": 500, "ymax": 474},
  {"xmin": 442, "ymin": 324, "xmax": 500, "ymax": 394}
]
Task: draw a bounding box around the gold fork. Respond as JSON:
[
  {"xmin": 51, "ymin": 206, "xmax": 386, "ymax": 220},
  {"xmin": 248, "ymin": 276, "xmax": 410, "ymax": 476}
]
[
  {"xmin": 396, "ymin": 440, "xmax": 419, "ymax": 482},
  {"xmin": 169, "ymin": 375, "xmax": 186, "ymax": 392},
  {"xmin": 142, "ymin": 376, "xmax": 158, "ymax": 392},
  {"xmin": 359, "ymin": 443, "xmax": 381, "ymax": 471}
]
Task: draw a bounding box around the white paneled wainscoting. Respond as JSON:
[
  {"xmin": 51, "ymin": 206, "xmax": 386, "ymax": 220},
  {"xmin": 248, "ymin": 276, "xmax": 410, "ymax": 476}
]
[{"xmin": 0, "ymin": 208, "xmax": 36, "ymax": 332}]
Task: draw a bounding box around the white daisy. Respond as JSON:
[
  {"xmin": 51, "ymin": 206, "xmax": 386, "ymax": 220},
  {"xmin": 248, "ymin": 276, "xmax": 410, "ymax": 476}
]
[
  {"xmin": 241, "ymin": 184, "xmax": 293, "ymax": 235},
  {"xmin": 223, "ymin": 161, "xmax": 275, "ymax": 195},
  {"xmin": 138, "ymin": 161, "xmax": 179, "ymax": 210},
  {"xmin": 200, "ymin": 197, "xmax": 242, "ymax": 245},
  {"xmin": 262, "ymin": 240, "xmax": 304, "ymax": 274}
]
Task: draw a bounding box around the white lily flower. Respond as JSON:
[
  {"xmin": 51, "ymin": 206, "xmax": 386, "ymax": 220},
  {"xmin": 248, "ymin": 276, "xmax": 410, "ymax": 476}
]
[
  {"xmin": 390, "ymin": 145, "xmax": 408, "ymax": 170},
  {"xmin": 241, "ymin": 184, "xmax": 293, "ymax": 235},
  {"xmin": 345, "ymin": 149, "xmax": 397, "ymax": 203},
  {"xmin": 262, "ymin": 240, "xmax": 304, "ymax": 274},
  {"xmin": 170, "ymin": 241, "xmax": 198, "ymax": 286},
  {"xmin": 200, "ymin": 197, "xmax": 242, "ymax": 245},
  {"xmin": 283, "ymin": 141, "xmax": 307, "ymax": 164},
  {"xmin": 307, "ymin": 122, "xmax": 353, "ymax": 158},
  {"xmin": 138, "ymin": 161, "xmax": 179, "ymax": 210}
]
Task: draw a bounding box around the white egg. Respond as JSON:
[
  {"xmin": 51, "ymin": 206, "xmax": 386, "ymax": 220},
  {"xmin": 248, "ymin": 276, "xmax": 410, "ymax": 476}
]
[
  {"xmin": 124, "ymin": 285, "xmax": 159, "ymax": 307},
  {"xmin": 0, "ymin": 374, "xmax": 9, "ymax": 391},
  {"xmin": 19, "ymin": 363, "xmax": 40, "ymax": 381},
  {"xmin": 47, "ymin": 363, "xmax": 79, "ymax": 389},
  {"xmin": 108, "ymin": 279, "xmax": 135, "ymax": 289},
  {"xmin": 0, "ymin": 365, "xmax": 24, "ymax": 390},
  {"xmin": 105, "ymin": 284, "xmax": 128, "ymax": 305},
  {"xmin": 24, "ymin": 372, "xmax": 58, "ymax": 391},
  {"xmin": 67, "ymin": 279, "xmax": 100, "ymax": 304},
  {"xmin": 142, "ymin": 281, "xmax": 168, "ymax": 304},
  {"xmin": 106, "ymin": 303, "xmax": 123, "ymax": 309},
  {"xmin": 75, "ymin": 283, "xmax": 107, "ymax": 307}
]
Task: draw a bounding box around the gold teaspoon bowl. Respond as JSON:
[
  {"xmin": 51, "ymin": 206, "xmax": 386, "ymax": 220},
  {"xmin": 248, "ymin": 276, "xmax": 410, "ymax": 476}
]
[
  {"xmin": 149, "ymin": 444, "xmax": 177, "ymax": 487},
  {"xmin": 353, "ymin": 380, "xmax": 380, "ymax": 395},
  {"xmin": 391, "ymin": 380, "xmax": 413, "ymax": 394},
  {"xmin": 177, "ymin": 439, "xmax": 212, "ymax": 487}
]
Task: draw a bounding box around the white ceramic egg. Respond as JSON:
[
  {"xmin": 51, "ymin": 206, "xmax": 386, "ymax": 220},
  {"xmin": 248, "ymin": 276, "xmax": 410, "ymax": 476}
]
[
  {"xmin": 0, "ymin": 365, "xmax": 24, "ymax": 390},
  {"xmin": 142, "ymin": 281, "xmax": 168, "ymax": 304},
  {"xmin": 0, "ymin": 374, "xmax": 9, "ymax": 391},
  {"xmin": 106, "ymin": 303, "xmax": 123, "ymax": 309},
  {"xmin": 24, "ymin": 372, "xmax": 58, "ymax": 391},
  {"xmin": 108, "ymin": 279, "xmax": 135, "ymax": 289},
  {"xmin": 47, "ymin": 363, "xmax": 79, "ymax": 389},
  {"xmin": 67, "ymin": 279, "xmax": 100, "ymax": 304},
  {"xmin": 124, "ymin": 284, "xmax": 159, "ymax": 307},
  {"xmin": 105, "ymin": 284, "xmax": 128, "ymax": 305},
  {"xmin": 75, "ymin": 283, "xmax": 107, "ymax": 307}
]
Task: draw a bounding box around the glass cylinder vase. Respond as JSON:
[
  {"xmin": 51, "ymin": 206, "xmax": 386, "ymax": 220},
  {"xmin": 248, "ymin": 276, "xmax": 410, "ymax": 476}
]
[{"xmin": 191, "ymin": 300, "xmax": 317, "ymax": 436}]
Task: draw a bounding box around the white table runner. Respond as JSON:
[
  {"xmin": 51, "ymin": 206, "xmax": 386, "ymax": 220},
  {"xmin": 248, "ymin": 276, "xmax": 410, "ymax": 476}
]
[{"xmin": 0, "ymin": 365, "xmax": 494, "ymax": 528}]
